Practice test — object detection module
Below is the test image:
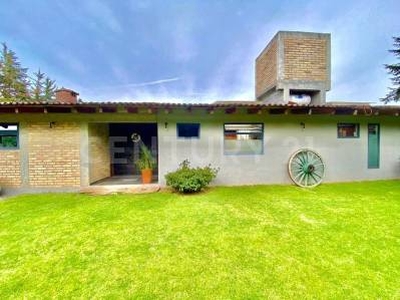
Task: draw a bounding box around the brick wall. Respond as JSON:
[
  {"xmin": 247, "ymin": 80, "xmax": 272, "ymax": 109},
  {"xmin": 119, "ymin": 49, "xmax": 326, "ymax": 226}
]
[
  {"xmin": 28, "ymin": 122, "xmax": 81, "ymax": 187},
  {"xmin": 0, "ymin": 150, "xmax": 21, "ymax": 187},
  {"xmin": 283, "ymin": 36, "xmax": 327, "ymax": 81},
  {"xmin": 88, "ymin": 124, "xmax": 110, "ymax": 184},
  {"xmin": 255, "ymin": 37, "xmax": 278, "ymax": 98}
]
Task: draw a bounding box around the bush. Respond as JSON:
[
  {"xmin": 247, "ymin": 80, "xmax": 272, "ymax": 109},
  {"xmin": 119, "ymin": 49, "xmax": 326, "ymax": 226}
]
[{"xmin": 165, "ymin": 160, "xmax": 219, "ymax": 193}]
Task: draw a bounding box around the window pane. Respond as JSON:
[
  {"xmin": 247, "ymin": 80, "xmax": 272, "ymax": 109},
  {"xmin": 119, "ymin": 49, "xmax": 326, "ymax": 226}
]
[
  {"xmin": 224, "ymin": 123, "xmax": 263, "ymax": 154},
  {"xmin": 337, "ymin": 123, "xmax": 359, "ymax": 138},
  {"xmin": 0, "ymin": 136, "xmax": 18, "ymax": 147},
  {"xmin": 177, "ymin": 123, "xmax": 200, "ymax": 138},
  {"xmin": 0, "ymin": 123, "xmax": 19, "ymax": 149},
  {"xmin": 0, "ymin": 124, "xmax": 17, "ymax": 131}
]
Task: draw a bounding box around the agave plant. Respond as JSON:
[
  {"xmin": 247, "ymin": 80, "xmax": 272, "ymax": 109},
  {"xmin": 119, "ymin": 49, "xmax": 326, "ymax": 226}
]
[{"xmin": 135, "ymin": 144, "xmax": 156, "ymax": 170}]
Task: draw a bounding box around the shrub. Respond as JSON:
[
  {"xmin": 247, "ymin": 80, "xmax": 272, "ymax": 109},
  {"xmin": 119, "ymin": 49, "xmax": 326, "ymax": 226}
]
[{"xmin": 165, "ymin": 160, "xmax": 219, "ymax": 193}]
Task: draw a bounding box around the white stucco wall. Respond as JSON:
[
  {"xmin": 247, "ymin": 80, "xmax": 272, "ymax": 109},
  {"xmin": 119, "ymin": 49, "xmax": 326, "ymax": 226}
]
[{"xmin": 157, "ymin": 111, "xmax": 400, "ymax": 185}]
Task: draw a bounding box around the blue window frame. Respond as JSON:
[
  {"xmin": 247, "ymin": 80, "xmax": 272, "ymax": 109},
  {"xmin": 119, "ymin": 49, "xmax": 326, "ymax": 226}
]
[
  {"xmin": 0, "ymin": 123, "xmax": 19, "ymax": 149},
  {"xmin": 224, "ymin": 123, "xmax": 263, "ymax": 155},
  {"xmin": 177, "ymin": 123, "xmax": 200, "ymax": 138}
]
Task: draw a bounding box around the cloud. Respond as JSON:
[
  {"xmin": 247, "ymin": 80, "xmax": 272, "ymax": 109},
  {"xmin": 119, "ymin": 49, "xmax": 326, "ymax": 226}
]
[
  {"xmin": 171, "ymin": 24, "xmax": 198, "ymax": 63},
  {"xmin": 80, "ymin": 77, "xmax": 183, "ymax": 101},
  {"xmin": 169, "ymin": 6, "xmax": 198, "ymax": 63},
  {"xmin": 91, "ymin": 77, "xmax": 181, "ymax": 90},
  {"xmin": 83, "ymin": 0, "xmax": 122, "ymax": 34},
  {"xmin": 55, "ymin": 51, "xmax": 87, "ymax": 75},
  {"xmin": 127, "ymin": 77, "xmax": 181, "ymax": 87}
]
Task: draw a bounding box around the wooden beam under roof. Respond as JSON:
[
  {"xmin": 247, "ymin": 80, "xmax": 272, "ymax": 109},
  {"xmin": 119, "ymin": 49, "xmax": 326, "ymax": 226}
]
[
  {"xmin": 247, "ymin": 107, "xmax": 263, "ymax": 114},
  {"xmin": 225, "ymin": 107, "xmax": 236, "ymax": 114},
  {"xmin": 125, "ymin": 106, "xmax": 138, "ymax": 113},
  {"xmin": 207, "ymin": 107, "xmax": 215, "ymax": 114},
  {"xmin": 75, "ymin": 106, "xmax": 97, "ymax": 113}
]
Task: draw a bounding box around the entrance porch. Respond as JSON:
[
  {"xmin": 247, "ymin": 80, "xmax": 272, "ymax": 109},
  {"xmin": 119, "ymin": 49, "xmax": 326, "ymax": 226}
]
[{"xmin": 87, "ymin": 122, "xmax": 158, "ymax": 186}]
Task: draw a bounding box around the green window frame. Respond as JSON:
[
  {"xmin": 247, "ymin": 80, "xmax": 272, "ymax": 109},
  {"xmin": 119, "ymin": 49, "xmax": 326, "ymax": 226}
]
[
  {"xmin": 224, "ymin": 123, "xmax": 263, "ymax": 155},
  {"xmin": 337, "ymin": 123, "xmax": 359, "ymax": 138},
  {"xmin": 0, "ymin": 123, "xmax": 19, "ymax": 149}
]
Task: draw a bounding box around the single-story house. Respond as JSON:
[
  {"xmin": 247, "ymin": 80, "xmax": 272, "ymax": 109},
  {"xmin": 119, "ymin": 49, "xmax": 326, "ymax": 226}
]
[{"xmin": 1, "ymin": 31, "xmax": 399, "ymax": 191}]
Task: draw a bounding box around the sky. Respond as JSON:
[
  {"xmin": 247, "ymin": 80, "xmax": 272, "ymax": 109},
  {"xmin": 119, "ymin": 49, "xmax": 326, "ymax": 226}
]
[{"xmin": 0, "ymin": 0, "xmax": 399, "ymax": 103}]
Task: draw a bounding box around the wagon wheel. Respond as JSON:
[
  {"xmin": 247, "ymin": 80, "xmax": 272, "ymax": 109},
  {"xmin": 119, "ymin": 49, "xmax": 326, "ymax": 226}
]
[{"xmin": 288, "ymin": 149, "xmax": 325, "ymax": 188}]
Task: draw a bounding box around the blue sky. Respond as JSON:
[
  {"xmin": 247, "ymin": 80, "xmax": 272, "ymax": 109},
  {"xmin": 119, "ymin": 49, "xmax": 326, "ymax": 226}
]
[{"xmin": 1, "ymin": 0, "xmax": 399, "ymax": 103}]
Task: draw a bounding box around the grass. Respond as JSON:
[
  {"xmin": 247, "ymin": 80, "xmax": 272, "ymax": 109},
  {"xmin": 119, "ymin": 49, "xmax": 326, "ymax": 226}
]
[{"xmin": 0, "ymin": 181, "xmax": 399, "ymax": 299}]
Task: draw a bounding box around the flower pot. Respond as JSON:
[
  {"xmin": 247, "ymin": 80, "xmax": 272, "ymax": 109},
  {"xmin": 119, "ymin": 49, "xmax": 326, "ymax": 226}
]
[{"xmin": 141, "ymin": 169, "xmax": 153, "ymax": 184}]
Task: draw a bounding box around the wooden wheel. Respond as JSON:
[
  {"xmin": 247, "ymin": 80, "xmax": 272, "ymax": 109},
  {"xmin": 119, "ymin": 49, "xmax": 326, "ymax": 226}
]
[{"xmin": 288, "ymin": 149, "xmax": 325, "ymax": 188}]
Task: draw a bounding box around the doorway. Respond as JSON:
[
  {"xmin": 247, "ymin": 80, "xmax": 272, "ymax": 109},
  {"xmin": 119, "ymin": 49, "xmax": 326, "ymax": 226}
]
[
  {"xmin": 367, "ymin": 123, "xmax": 380, "ymax": 169},
  {"xmin": 109, "ymin": 123, "xmax": 158, "ymax": 177}
]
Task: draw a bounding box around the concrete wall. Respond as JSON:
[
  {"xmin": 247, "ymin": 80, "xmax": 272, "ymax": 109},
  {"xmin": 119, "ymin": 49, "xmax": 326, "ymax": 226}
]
[
  {"xmin": 1, "ymin": 111, "xmax": 399, "ymax": 188},
  {"xmin": 158, "ymin": 111, "xmax": 400, "ymax": 185},
  {"xmin": 88, "ymin": 123, "xmax": 110, "ymax": 184}
]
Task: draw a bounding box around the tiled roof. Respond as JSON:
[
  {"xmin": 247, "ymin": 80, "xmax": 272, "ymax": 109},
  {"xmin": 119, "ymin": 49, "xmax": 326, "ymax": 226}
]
[{"xmin": 0, "ymin": 100, "xmax": 399, "ymax": 116}]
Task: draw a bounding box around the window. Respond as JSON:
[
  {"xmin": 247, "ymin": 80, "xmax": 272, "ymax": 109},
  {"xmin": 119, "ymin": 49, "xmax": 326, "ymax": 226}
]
[
  {"xmin": 337, "ymin": 123, "xmax": 359, "ymax": 138},
  {"xmin": 0, "ymin": 123, "xmax": 19, "ymax": 149},
  {"xmin": 177, "ymin": 123, "xmax": 200, "ymax": 138},
  {"xmin": 224, "ymin": 123, "xmax": 263, "ymax": 155}
]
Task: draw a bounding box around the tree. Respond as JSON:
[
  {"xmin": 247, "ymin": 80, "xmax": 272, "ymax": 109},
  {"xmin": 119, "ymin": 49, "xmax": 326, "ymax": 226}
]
[
  {"xmin": 30, "ymin": 69, "xmax": 56, "ymax": 101},
  {"xmin": 382, "ymin": 37, "xmax": 400, "ymax": 103},
  {"xmin": 31, "ymin": 69, "xmax": 45, "ymax": 101},
  {"xmin": 0, "ymin": 43, "xmax": 57, "ymax": 102},
  {"xmin": 0, "ymin": 43, "xmax": 30, "ymax": 101},
  {"xmin": 43, "ymin": 77, "xmax": 57, "ymax": 101}
]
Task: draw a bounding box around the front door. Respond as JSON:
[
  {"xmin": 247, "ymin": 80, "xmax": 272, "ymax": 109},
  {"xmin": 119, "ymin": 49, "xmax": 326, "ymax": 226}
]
[{"xmin": 367, "ymin": 124, "xmax": 380, "ymax": 169}]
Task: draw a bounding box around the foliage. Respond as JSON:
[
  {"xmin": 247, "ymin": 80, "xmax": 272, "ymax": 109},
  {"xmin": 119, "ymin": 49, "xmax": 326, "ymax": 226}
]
[
  {"xmin": 31, "ymin": 69, "xmax": 45, "ymax": 100},
  {"xmin": 382, "ymin": 36, "xmax": 400, "ymax": 103},
  {"xmin": 165, "ymin": 159, "xmax": 219, "ymax": 193},
  {"xmin": 0, "ymin": 42, "xmax": 57, "ymax": 102},
  {"xmin": 30, "ymin": 69, "xmax": 57, "ymax": 101},
  {"xmin": 0, "ymin": 43, "xmax": 29, "ymax": 101},
  {"xmin": 135, "ymin": 144, "xmax": 156, "ymax": 170},
  {"xmin": 0, "ymin": 181, "xmax": 399, "ymax": 298},
  {"xmin": 43, "ymin": 77, "xmax": 57, "ymax": 101}
]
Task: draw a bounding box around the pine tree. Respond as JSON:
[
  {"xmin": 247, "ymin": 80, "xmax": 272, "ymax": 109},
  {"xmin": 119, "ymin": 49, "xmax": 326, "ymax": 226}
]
[
  {"xmin": 0, "ymin": 43, "xmax": 57, "ymax": 102},
  {"xmin": 43, "ymin": 77, "xmax": 57, "ymax": 101},
  {"xmin": 31, "ymin": 69, "xmax": 45, "ymax": 101},
  {"xmin": 382, "ymin": 37, "xmax": 400, "ymax": 103},
  {"xmin": 0, "ymin": 43, "xmax": 30, "ymax": 101}
]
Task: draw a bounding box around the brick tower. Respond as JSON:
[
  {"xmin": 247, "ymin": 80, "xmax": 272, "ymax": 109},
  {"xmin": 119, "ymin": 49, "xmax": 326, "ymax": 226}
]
[{"xmin": 255, "ymin": 31, "xmax": 331, "ymax": 105}]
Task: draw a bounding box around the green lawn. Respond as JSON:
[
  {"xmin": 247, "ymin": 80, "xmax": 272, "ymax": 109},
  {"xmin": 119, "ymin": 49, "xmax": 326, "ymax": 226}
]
[{"xmin": 0, "ymin": 181, "xmax": 399, "ymax": 299}]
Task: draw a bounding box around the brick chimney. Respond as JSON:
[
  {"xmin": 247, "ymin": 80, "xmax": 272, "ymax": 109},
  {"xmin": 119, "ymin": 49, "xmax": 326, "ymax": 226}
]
[{"xmin": 55, "ymin": 88, "xmax": 79, "ymax": 104}]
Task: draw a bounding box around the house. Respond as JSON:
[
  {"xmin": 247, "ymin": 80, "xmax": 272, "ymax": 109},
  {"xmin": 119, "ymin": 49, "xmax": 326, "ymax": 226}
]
[{"xmin": 0, "ymin": 31, "xmax": 399, "ymax": 192}]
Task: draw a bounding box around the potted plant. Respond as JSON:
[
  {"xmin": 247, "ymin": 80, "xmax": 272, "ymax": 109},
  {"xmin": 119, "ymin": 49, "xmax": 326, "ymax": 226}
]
[{"xmin": 135, "ymin": 144, "xmax": 156, "ymax": 184}]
